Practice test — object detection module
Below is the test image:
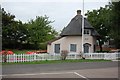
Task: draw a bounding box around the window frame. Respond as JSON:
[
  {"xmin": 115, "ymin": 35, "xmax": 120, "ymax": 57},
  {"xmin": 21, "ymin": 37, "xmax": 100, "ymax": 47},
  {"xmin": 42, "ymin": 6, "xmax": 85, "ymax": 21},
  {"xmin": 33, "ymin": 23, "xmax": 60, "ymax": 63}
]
[
  {"xmin": 70, "ymin": 44, "xmax": 77, "ymax": 52},
  {"xmin": 84, "ymin": 29, "xmax": 90, "ymax": 35},
  {"xmin": 54, "ymin": 44, "xmax": 60, "ymax": 54}
]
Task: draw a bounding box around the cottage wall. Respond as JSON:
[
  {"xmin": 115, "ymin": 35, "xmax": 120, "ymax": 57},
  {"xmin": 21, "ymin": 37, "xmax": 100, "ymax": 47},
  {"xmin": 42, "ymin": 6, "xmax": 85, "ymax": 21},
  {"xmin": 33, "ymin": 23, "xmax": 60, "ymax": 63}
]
[{"xmin": 47, "ymin": 36, "xmax": 96, "ymax": 54}]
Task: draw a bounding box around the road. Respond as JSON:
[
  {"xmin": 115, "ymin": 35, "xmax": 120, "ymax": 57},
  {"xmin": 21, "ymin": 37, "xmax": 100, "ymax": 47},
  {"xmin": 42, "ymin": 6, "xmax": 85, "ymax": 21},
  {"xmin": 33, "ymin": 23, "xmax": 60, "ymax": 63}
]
[{"xmin": 2, "ymin": 61, "xmax": 119, "ymax": 79}]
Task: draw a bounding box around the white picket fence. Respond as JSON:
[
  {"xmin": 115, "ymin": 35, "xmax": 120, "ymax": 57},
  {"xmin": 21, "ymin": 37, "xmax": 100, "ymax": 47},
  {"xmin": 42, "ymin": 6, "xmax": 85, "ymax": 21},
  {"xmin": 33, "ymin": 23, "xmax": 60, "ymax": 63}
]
[
  {"xmin": 84, "ymin": 53, "xmax": 120, "ymax": 60},
  {"xmin": 1, "ymin": 53, "xmax": 120, "ymax": 63}
]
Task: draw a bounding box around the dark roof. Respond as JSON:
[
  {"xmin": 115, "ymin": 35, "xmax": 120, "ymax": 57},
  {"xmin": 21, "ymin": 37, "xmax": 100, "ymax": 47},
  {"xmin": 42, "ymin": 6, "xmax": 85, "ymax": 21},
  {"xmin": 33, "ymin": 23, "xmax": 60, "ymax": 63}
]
[{"xmin": 60, "ymin": 15, "xmax": 100, "ymax": 36}]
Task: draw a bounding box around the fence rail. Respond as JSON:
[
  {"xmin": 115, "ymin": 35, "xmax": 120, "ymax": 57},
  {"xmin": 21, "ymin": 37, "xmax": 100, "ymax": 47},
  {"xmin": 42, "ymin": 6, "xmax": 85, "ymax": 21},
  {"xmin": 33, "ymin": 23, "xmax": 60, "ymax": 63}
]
[
  {"xmin": 0, "ymin": 53, "xmax": 120, "ymax": 63},
  {"xmin": 84, "ymin": 53, "xmax": 120, "ymax": 60}
]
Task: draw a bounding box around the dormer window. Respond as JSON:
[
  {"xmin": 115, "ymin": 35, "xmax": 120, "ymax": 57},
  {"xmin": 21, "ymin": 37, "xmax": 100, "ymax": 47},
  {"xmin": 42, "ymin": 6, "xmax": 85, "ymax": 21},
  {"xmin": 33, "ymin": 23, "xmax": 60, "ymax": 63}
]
[{"xmin": 84, "ymin": 29, "xmax": 90, "ymax": 35}]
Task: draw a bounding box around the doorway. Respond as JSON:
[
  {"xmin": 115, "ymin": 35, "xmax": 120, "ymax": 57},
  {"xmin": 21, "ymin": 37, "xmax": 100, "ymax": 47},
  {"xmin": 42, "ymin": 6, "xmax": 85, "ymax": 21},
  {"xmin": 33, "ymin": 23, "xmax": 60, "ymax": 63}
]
[{"xmin": 84, "ymin": 43, "xmax": 91, "ymax": 53}]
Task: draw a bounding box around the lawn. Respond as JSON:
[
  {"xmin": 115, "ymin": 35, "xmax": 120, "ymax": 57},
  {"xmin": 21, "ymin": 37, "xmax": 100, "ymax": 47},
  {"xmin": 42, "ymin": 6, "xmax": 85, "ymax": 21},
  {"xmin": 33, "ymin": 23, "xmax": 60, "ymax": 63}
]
[{"xmin": 2, "ymin": 59, "xmax": 111, "ymax": 65}]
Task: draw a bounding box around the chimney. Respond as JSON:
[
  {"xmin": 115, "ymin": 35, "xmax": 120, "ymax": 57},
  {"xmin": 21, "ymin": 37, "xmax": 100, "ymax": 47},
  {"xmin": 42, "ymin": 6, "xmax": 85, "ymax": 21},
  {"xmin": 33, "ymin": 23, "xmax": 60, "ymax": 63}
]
[{"xmin": 77, "ymin": 10, "xmax": 81, "ymax": 15}]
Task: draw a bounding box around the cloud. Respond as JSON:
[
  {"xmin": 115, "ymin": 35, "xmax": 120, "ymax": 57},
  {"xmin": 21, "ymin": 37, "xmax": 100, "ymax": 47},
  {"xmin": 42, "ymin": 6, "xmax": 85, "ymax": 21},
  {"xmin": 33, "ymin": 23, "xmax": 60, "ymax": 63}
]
[
  {"xmin": 2, "ymin": 0, "xmax": 109, "ymax": 2},
  {"xmin": 2, "ymin": 1, "xmax": 109, "ymax": 31}
]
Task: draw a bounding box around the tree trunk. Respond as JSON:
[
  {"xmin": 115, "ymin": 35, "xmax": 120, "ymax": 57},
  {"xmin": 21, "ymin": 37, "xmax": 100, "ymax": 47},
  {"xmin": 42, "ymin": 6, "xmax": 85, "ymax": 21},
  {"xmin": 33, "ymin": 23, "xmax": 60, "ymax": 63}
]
[
  {"xmin": 3, "ymin": 51, "xmax": 7, "ymax": 63},
  {"xmin": 98, "ymin": 39, "xmax": 103, "ymax": 52}
]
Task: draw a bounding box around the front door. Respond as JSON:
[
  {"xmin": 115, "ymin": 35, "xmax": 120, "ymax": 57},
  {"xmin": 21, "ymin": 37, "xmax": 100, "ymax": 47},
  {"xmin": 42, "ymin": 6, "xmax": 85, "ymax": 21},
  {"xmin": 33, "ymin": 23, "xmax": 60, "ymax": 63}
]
[
  {"xmin": 54, "ymin": 44, "xmax": 60, "ymax": 54},
  {"xmin": 84, "ymin": 45, "xmax": 89, "ymax": 53},
  {"xmin": 84, "ymin": 43, "xmax": 91, "ymax": 53}
]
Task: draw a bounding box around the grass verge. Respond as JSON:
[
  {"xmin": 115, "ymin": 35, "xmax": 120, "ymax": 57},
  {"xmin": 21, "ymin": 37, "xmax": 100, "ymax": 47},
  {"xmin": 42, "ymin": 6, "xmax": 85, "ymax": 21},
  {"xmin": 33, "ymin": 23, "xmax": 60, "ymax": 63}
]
[{"xmin": 2, "ymin": 59, "xmax": 111, "ymax": 65}]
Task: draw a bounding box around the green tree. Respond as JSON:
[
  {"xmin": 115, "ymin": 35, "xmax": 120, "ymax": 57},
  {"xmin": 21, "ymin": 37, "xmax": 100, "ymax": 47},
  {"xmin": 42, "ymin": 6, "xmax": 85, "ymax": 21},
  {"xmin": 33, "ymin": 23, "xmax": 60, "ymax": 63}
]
[
  {"xmin": 0, "ymin": 7, "xmax": 2, "ymax": 51},
  {"xmin": 109, "ymin": 1, "xmax": 120, "ymax": 48},
  {"xmin": 2, "ymin": 8, "xmax": 58, "ymax": 49},
  {"xmin": 3, "ymin": 21, "xmax": 28, "ymax": 49},
  {"xmin": 2, "ymin": 8, "xmax": 16, "ymax": 48},
  {"xmin": 2, "ymin": 8, "xmax": 28, "ymax": 49},
  {"xmin": 2, "ymin": 8, "xmax": 15, "ymax": 26},
  {"xmin": 27, "ymin": 16, "xmax": 58, "ymax": 49},
  {"xmin": 85, "ymin": 6, "xmax": 111, "ymax": 51}
]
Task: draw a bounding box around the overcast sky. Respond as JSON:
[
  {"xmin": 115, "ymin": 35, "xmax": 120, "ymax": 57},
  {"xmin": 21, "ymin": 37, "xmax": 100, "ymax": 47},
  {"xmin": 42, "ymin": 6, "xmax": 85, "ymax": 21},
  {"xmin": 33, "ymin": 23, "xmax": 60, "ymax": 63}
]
[{"xmin": 1, "ymin": 0, "xmax": 109, "ymax": 32}]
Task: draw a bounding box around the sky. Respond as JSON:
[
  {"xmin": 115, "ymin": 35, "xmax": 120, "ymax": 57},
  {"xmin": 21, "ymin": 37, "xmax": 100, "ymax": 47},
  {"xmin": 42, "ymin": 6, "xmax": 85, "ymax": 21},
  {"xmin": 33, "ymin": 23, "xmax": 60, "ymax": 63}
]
[{"xmin": 1, "ymin": 0, "xmax": 110, "ymax": 32}]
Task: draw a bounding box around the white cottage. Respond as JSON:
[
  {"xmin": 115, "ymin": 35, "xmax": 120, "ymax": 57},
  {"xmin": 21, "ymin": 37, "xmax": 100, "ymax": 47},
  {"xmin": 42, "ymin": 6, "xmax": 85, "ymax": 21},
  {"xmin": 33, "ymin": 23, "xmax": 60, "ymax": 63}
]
[{"xmin": 47, "ymin": 10, "xmax": 99, "ymax": 54}]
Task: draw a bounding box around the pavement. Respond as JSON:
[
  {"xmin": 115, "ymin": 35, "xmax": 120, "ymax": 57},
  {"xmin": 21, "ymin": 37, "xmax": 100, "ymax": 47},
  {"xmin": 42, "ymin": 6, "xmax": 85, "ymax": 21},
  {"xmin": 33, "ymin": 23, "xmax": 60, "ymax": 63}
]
[{"xmin": 1, "ymin": 61, "xmax": 119, "ymax": 79}]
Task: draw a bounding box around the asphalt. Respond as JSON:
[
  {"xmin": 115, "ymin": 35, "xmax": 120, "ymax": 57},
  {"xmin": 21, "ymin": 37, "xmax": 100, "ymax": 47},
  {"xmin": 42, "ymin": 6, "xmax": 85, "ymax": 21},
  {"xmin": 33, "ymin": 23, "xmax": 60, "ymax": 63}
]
[{"xmin": 2, "ymin": 61, "xmax": 118, "ymax": 75}]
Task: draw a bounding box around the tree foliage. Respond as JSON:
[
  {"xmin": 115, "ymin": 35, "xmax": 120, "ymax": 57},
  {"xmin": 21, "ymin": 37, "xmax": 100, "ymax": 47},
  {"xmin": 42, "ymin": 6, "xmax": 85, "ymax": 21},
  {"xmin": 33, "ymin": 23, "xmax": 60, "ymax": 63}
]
[
  {"xmin": 27, "ymin": 16, "xmax": 56, "ymax": 44},
  {"xmin": 85, "ymin": 1, "xmax": 120, "ymax": 50},
  {"xmin": 2, "ymin": 8, "xmax": 15, "ymax": 26},
  {"xmin": 2, "ymin": 10, "xmax": 28, "ymax": 49},
  {"xmin": 109, "ymin": 1, "xmax": 120, "ymax": 48},
  {"xmin": 85, "ymin": 6, "xmax": 111, "ymax": 51},
  {"xmin": 2, "ymin": 8, "xmax": 58, "ymax": 49},
  {"xmin": 27, "ymin": 16, "xmax": 58, "ymax": 45}
]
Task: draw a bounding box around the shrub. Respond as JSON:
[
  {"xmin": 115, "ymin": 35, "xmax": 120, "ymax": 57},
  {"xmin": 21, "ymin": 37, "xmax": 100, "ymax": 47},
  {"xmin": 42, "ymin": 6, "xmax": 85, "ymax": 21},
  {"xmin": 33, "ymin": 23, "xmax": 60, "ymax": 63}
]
[
  {"xmin": 61, "ymin": 50, "xmax": 68, "ymax": 60},
  {"xmin": 1, "ymin": 50, "xmax": 14, "ymax": 63},
  {"xmin": 0, "ymin": 50, "xmax": 14, "ymax": 54}
]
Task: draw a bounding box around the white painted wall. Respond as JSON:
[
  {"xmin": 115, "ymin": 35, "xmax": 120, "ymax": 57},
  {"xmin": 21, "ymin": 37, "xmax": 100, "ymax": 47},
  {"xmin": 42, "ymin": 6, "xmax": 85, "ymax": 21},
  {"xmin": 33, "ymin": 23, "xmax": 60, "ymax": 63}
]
[{"xmin": 47, "ymin": 35, "xmax": 96, "ymax": 54}]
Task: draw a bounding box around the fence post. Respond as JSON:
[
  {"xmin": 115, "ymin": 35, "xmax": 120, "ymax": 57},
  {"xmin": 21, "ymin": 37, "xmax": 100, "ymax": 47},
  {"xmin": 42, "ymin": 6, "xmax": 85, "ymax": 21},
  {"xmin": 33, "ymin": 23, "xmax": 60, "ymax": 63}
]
[
  {"xmin": 29, "ymin": 54, "xmax": 31, "ymax": 62},
  {"xmin": 90, "ymin": 53, "xmax": 92, "ymax": 59},
  {"xmin": 23, "ymin": 54, "xmax": 24, "ymax": 62},
  {"xmin": 7, "ymin": 54, "xmax": 9, "ymax": 62},
  {"xmin": 75, "ymin": 54, "xmax": 77, "ymax": 59},
  {"xmin": 16, "ymin": 54, "xmax": 18, "ymax": 63},
  {"xmin": 20, "ymin": 54, "xmax": 22, "ymax": 62},
  {"xmin": 13, "ymin": 54, "xmax": 15, "ymax": 63},
  {"xmin": 34, "ymin": 53, "xmax": 36, "ymax": 61}
]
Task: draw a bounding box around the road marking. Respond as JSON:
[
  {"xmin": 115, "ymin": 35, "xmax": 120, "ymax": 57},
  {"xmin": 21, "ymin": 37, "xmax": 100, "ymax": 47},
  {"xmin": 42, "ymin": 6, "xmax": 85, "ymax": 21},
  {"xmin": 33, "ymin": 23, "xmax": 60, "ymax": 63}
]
[
  {"xmin": 3, "ymin": 71, "xmax": 89, "ymax": 80},
  {"xmin": 39, "ymin": 72, "xmax": 73, "ymax": 75},
  {"xmin": 74, "ymin": 72, "xmax": 90, "ymax": 80},
  {"xmin": 2, "ymin": 73, "xmax": 36, "ymax": 76},
  {"xmin": 2, "ymin": 72, "xmax": 74, "ymax": 76}
]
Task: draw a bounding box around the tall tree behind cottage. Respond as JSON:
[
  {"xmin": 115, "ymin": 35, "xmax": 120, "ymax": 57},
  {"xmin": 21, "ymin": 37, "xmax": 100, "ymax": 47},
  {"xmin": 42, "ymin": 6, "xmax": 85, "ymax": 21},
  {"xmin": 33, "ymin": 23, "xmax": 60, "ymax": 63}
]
[
  {"xmin": 109, "ymin": 1, "xmax": 120, "ymax": 49},
  {"xmin": 85, "ymin": 1, "xmax": 120, "ymax": 51},
  {"xmin": 85, "ymin": 6, "xmax": 111, "ymax": 52}
]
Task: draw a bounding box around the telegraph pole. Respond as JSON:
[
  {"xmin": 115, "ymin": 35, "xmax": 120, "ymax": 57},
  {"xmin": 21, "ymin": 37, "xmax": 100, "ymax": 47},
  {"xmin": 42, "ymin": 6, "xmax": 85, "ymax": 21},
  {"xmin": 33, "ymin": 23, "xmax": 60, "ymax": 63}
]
[{"xmin": 81, "ymin": 0, "xmax": 84, "ymax": 53}]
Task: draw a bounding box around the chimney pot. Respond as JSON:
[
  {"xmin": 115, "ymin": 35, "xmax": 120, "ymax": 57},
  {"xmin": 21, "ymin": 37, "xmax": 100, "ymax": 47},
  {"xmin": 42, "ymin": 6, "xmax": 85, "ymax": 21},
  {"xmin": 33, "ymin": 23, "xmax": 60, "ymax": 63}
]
[{"xmin": 77, "ymin": 10, "xmax": 81, "ymax": 15}]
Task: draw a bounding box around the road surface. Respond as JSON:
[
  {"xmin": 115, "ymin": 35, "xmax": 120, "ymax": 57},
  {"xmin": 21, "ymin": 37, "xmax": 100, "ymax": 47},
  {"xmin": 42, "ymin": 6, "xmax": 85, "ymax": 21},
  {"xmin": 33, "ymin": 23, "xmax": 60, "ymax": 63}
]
[{"xmin": 2, "ymin": 61, "xmax": 119, "ymax": 79}]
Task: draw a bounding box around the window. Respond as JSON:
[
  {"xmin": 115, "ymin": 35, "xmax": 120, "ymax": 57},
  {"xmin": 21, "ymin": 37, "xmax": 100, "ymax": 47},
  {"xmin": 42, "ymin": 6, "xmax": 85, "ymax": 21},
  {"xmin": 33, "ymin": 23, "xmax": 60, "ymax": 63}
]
[
  {"xmin": 84, "ymin": 29, "xmax": 90, "ymax": 35},
  {"xmin": 70, "ymin": 44, "xmax": 77, "ymax": 52},
  {"xmin": 54, "ymin": 44, "xmax": 60, "ymax": 54}
]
